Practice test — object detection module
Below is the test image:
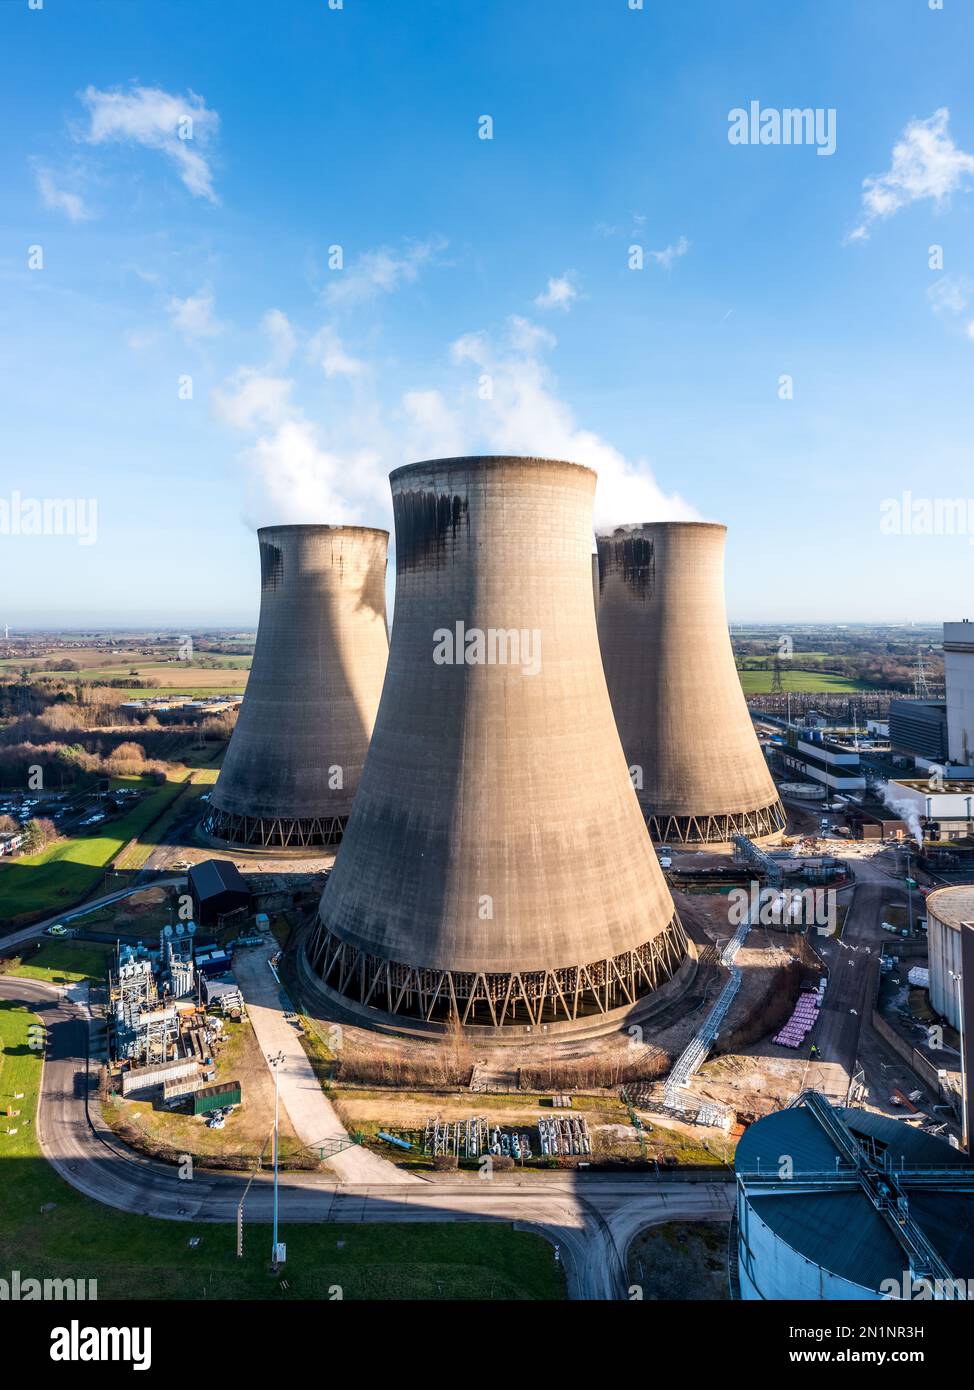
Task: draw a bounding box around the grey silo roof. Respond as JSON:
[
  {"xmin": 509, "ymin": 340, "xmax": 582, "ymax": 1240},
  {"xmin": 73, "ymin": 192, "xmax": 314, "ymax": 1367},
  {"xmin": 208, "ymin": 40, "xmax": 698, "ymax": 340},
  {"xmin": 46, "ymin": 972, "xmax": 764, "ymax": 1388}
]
[{"xmin": 737, "ymin": 1106, "xmax": 974, "ymax": 1291}]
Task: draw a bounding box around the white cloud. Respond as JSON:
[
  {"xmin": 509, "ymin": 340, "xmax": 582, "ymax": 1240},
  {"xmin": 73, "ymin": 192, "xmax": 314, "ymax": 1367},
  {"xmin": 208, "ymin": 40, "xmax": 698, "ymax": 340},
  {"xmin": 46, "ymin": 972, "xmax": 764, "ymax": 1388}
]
[
  {"xmin": 534, "ymin": 273, "xmax": 578, "ymax": 311},
  {"xmin": 79, "ymin": 84, "xmax": 220, "ymax": 202},
  {"xmin": 849, "ymin": 108, "xmax": 974, "ymax": 242},
  {"xmin": 35, "ymin": 168, "xmax": 90, "ymax": 222},
  {"xmin": 649, "ymin": 235, "xmax": 689, "ymax": 269},
  {"xmin": 324, "ymin": 238, "xmax": 445, "ymax": 308},
  {"xmin": 262, "ymin": 309, "xmax": 297, "ymax": 367},
  {"xmin": 212, "ymin": 371, "xmax": 294, "ymax": 431},
  {"xmin": 448, "ymin": 316, "xmax": 700, "ymax": 529},
  {"xmin": 928, "ymin": 275, "xmax": 970, "ymax": 316},
  {"xmin": 401, "ymin": 390, "xmax": 465, "ymax": 460},
  {"xmin": 240, "ymin": 420, "xmax": 381, "ymax": 527},
  {"xmin": 308, "ymin": 325, "xmax": 367, "ymax": 378},
  {"xmin": 167, "ymin": 285, "xmax": 223, "ymax": 340}
]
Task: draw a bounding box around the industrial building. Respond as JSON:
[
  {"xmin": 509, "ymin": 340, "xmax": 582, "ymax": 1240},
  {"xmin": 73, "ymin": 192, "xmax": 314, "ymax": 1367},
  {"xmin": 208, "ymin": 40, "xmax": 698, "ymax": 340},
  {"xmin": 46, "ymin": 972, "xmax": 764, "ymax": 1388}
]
[
  {"xmin": 203, "ymin": 524, "xmax": 390, "ymax": 849},
  {"xmin": 884, "ymin": 778, "xmax": 974, "ymax": 841},
  {"xmin": 890, "ymin": 698, "xmax": 949, "ymax": 763},
  {"xmin": 945, "ymin": 620, "xmax": 974, "ymax": 767},
  {"xmin": 775, "ymin": 731, "xmax": 868, "ymax": 796},
  {"xmin": 188, "ymin": 858, "xmax": 250, "ymax": 927},
  {"xmin": 925, "ymin": 887, "xmax": 974, "ymax": 1031},
  {"xmin": 306, "ymin": 456, "xmax": 689, "ymax": 1033},
  {"xmin": 595, "ymin": 522, "xmax": 786, "ymax": 843},
  {"xmin": 736, "ymin": 1092, "xmax": 974, "ymax": 1300}
]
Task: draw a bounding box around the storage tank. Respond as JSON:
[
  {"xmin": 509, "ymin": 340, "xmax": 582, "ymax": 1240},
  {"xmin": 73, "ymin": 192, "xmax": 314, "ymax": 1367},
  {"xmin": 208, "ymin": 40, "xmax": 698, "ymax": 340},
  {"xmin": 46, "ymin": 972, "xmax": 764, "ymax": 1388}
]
[
  {"xmin": 306, "ymin": 456, "xmax": 689, "ymax": 1034},
  {"xmin": 735, "ymin": 1095, "xmax": 974, "ymax": 1300},
  {"xmin": 926, "ymin": 886, "xmax": 974, "ymax": 1029},
  {"xmin": 596, "ymin": 522, "xmax": 786, "ymax": 844},
  {"xmin": 203, "ymin": 525, "xmax": 389, "ymax": 849}
]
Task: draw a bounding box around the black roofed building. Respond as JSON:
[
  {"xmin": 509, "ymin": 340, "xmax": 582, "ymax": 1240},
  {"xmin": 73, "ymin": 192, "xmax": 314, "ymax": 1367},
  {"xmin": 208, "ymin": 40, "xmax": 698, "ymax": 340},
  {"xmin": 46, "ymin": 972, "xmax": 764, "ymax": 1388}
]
[{"xmin": 188, "ymin": 858, "xmax": 250, "ymax": 927}]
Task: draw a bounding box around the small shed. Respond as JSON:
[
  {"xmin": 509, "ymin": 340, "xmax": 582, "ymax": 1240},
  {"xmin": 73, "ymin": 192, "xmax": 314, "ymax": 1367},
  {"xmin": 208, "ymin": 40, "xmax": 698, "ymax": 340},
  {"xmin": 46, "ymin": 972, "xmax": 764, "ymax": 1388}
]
[{"xmin": 188, "ymin": 858, "xmax": 250, "ymax": 926}]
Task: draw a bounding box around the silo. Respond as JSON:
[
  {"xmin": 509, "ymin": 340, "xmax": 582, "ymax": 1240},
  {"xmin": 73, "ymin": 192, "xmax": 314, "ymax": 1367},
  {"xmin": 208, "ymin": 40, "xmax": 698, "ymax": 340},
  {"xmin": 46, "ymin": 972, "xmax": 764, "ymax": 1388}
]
[
  {"xmin": 735, "ymin": 1095, "xmax": 974, "ymax": 1300},
  {"xmin": 596, "ymin": 522, "xmax": 785, "ymax": 844},
  {"xmin": 926, "ymin": 886, "xmax": 974, "ymax": 1029},
  {"xmin": 306, "ymin": 456, "xmax": 688, "ymax": 1032},
  {"xmin": 203, "ymin": 525, "xmax": 389, "ymax": 850}
]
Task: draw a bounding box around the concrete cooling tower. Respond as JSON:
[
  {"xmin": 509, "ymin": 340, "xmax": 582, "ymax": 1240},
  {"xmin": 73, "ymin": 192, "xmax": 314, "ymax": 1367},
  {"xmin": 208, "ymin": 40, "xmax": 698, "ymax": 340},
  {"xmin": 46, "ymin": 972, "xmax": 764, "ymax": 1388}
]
[
  {"xmin": 305, "ymin": 457, "xmax": 689, "ymax": 1032},
  {"xmin": 203, "ymin": 524, "xmax": 389, "ymax": 850},
  {"xmin": 596, "ymin": 522, "xmax": 785, "ymax": 845}
]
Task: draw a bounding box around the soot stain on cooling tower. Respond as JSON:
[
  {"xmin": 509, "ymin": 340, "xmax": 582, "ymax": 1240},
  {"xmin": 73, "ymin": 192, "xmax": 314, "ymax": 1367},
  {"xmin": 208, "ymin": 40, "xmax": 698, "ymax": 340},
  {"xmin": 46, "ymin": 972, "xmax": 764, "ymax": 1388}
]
[
  {"xmin": 260, "ymin": 539, "xmax": 284, "ymax": 590},
  {"xmin": 608, "ymin": 536, "xmax": 654, "ymax": 597},
  {"xmin": 395, "ymin": 489, "xmax": 470, "ymax": 571}
]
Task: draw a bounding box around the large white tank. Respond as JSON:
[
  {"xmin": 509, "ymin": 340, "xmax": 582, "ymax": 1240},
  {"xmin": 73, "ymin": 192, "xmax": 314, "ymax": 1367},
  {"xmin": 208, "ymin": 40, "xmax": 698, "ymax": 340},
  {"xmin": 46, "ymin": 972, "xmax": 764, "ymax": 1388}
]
[{"xmin": 926, "ymin": 886, "xmax": 974, "ymax": 1029}]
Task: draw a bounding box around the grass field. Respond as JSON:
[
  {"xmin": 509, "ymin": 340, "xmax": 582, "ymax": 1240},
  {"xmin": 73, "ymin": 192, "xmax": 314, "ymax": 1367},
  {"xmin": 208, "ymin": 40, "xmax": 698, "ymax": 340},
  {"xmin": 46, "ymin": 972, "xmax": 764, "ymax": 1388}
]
[
  {"xmin": 2, "ymin": 939, "xmax": 114, "ymax": 985},
  {"xmin": 737, "ymin": 669, "xmax": 870, "ymax": 694},
  {"xmin": 0, "ymin": 771, "xmax": 190, "ymax": 927},
  {"xmin": 0, "ymin": 1000, "xmax": 565, "ymax": 1300}
]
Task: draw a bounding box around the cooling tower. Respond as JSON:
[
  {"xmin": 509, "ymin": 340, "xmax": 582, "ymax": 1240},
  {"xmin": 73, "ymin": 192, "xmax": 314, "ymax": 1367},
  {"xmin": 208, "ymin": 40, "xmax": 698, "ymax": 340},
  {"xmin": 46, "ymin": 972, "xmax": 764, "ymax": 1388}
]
[
  {"xmin": 596, "ymin": 522, "xmax": 785, "ymax": 845},
  {"xmin": 203, "ymin": 524, "xmax": 389, "ymax": 850},
  {"xmin": 306, "ymin": 457, "xmax": 688, "ymax": 1032}
]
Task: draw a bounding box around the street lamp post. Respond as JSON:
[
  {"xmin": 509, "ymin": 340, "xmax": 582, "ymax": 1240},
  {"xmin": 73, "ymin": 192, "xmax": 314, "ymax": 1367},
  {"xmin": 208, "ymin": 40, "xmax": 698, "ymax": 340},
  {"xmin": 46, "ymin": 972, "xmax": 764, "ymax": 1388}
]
[
  {"xmin": 268, "ymin": 1050, "xmax": 285, "ymax": 1270},
  {"xmin": 949, "ymin": 970, "xmax": 967, "ymax": 1153}
]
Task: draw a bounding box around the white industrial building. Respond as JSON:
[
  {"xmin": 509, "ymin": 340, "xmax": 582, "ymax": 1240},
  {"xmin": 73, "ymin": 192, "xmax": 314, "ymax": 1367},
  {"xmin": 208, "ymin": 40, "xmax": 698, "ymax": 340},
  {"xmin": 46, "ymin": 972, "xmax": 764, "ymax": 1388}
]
[{"xmin": 886, "ymin": 777, "xmax": 974, "ymax": 840}]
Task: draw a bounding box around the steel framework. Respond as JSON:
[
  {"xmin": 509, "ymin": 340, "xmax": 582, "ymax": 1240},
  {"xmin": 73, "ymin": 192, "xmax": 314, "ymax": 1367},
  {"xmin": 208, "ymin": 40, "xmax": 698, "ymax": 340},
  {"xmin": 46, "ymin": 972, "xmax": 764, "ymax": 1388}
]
[
  {"xmin": 307, "ymin": 915, "xmax": 689, "ymax": 1027},
  {"xmin": 202, "ymin": 806, "xmax": 347, "ymax": 849},
  {"xmin": 648, "ymin": 799, "xmax": 786, "ymax": 845}
]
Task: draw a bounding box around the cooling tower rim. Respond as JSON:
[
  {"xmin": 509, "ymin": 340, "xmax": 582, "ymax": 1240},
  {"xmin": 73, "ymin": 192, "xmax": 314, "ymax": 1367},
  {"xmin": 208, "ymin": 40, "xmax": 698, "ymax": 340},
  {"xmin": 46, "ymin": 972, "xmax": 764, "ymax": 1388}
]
[
  {"xmin": 256, "ymin": 523, "xmax": 390, "ymax": 540},
  {"xmin": 596, "ymin": 520, "xmax": 726, "ymax": 537},
  {"xmin": 390, "ymin": 454, "xmax": 595, "ymax": 484}
]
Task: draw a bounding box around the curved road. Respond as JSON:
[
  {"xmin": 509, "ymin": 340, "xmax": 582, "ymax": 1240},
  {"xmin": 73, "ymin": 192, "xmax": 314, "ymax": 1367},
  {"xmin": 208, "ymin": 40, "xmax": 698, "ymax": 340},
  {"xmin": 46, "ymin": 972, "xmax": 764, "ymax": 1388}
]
[{"xmin": 0, "ymin": 975, "xmax": 732, "ymax": 1300}]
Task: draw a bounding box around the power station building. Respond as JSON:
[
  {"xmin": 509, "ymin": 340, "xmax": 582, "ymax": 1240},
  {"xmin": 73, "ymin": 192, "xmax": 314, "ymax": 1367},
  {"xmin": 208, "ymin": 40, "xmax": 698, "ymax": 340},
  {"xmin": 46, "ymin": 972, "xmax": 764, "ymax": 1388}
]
[
  {"xmin": 306, "ymin": 456, "xmax": 690, "ymax": 1033},
  {"xmin": 596, "ymin": 521, "xmax": 786, "ymax": 844},
  {"xmin": 945, "ymin": 620, "xmax": 974, "ymax": 768},
  {"xmin": 735, "ymin": 1092, "xmax": 974, "ymax": 1300},
  {"xmin": 203, "ymin": 524, "xmax": 389, "ymax": 849}
]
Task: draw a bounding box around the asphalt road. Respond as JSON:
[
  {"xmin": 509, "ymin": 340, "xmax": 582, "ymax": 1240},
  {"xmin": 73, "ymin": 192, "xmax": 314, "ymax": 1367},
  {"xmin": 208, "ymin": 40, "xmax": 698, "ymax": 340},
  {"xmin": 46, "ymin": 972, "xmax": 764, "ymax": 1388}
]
[
  {"xmin": 0, "ymin": 975, "xmax": 733, "ymax": 1299},
  {"xmin": 803, "ymin": 849, "xmax": 909, "ymax": 1100}
]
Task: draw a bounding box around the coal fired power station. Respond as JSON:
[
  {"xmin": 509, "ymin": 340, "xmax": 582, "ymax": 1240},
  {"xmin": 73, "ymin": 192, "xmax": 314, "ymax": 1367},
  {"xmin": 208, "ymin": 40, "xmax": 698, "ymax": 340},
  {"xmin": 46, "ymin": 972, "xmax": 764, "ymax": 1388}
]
[
  {"xmin": 305, "ymin": 457, "xmax": 689, "ymax": 1033},
  {"xmin": 203, "ymin": 524, "xmax": 389, "ymax": 850},
  {"xmin": 596, "ymin": 521, "xmax": 785, "ymax": 845}
]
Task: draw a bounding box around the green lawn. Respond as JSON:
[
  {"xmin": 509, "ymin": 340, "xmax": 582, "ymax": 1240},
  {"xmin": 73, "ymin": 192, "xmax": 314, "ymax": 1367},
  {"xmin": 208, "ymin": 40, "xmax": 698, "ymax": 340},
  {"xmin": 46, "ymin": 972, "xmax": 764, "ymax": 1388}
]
[
  {"xmin": 737, "ymin": 669, "xmax": 870, "ymax": 694},
  {"xmin": 3, "ymin": 939, "xmax": 114, "ymax": 985},
  {"xmin": 0, "ymin": 1000, "xmax": 565, "ymax": 1300},
  {"xmin": 0, "ymin": 772, "xmax": 190, "ymax": 928}
]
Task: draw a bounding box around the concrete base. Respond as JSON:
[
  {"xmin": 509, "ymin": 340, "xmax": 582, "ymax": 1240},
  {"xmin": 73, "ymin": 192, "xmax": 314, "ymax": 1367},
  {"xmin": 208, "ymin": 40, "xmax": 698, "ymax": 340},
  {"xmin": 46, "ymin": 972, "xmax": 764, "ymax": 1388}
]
[
  {"xmin": 194, "ymin": 821, "xmax": 339, "ymax": 862},
  {"xmin": 295, "ymin": 932, "xmax": 698, "ymax": 1048}
]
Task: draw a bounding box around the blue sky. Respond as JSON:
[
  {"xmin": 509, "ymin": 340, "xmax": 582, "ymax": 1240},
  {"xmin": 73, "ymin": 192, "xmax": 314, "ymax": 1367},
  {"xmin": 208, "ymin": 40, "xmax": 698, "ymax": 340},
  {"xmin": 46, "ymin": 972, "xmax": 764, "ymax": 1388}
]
[{"xmin": 2, "ymin": 0, "xmax": 973, "ymax": 626}]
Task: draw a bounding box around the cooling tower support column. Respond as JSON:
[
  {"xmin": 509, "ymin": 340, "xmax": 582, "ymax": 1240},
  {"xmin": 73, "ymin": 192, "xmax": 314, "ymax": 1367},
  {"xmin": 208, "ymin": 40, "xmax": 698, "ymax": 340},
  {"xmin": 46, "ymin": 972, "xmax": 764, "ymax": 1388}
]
[
  {"xmin": 203, "ymin": 525, "xmax": 389, "ymax": 850},
  {"xmin": 306, "ymin": 456, "xmax": 689, "ymax": 1034},
  {"xmin": 596, "ymin": 522, "xmax": 786, "ymax": 846}
]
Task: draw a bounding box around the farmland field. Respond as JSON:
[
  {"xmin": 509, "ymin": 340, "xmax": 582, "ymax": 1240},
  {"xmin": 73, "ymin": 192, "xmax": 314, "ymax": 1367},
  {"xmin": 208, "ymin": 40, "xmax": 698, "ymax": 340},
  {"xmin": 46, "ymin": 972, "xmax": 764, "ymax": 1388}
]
[{"xmin": 737, "ymin": 669, "xmax": 870, "ymax": 694}]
